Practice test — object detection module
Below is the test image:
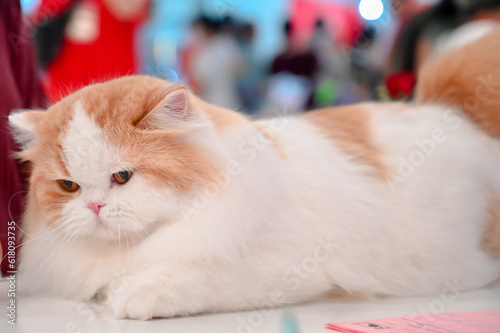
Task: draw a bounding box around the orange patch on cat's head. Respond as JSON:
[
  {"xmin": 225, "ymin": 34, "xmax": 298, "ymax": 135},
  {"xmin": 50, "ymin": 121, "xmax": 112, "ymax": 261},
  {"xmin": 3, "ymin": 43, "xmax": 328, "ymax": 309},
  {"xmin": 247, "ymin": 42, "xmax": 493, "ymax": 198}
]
[
  {"xmin": 11, "ymin": 76, "xmax": 228, "ymax": 228},
  {"xmin": 69, "ymin": 76, "xmax": 221, "ymax": 192}
]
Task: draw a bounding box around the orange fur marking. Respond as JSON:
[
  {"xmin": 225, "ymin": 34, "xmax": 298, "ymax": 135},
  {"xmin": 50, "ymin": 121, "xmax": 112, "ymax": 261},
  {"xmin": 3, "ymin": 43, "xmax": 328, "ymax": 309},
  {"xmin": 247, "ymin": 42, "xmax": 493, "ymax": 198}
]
[
  {"xmin": 17, "ymin": 92, "xmax": 79, "ymax": 228},
  {"xmin": 77, "ymin": 76, "xmax": 221, "ymax": 193},
  {"xmin": 301, "ymin": 104, "xmax": 386, "ymax": 178},
  {"xmin": 255, "ymin": 123, "xmax": 287, "ymax": 160},
  {"xmin": 483, "ymin": 194, "xmax": 500, "ymax": 258},
  {"xmin": 18, "ymin": 76, "xmax": 227, "ymax": 230},
  {"xmin": 416, "ymin": 27, "xmax": 500, "ymax": 138}
]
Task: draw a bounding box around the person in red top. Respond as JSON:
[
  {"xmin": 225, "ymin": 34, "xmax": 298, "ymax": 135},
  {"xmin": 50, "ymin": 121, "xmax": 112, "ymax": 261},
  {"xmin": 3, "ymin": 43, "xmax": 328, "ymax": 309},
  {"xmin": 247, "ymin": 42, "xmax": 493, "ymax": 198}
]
[{"xmin": 33, "ymin": 0, "xmax": 149, "ymax": 103}]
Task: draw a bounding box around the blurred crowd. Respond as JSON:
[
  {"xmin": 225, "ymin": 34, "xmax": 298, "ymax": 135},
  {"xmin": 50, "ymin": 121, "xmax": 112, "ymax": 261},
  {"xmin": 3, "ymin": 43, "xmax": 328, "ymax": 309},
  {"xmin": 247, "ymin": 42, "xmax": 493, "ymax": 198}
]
[{"xmin": 16, "ymin": 0, "xmax": 500, "ymax": 114}]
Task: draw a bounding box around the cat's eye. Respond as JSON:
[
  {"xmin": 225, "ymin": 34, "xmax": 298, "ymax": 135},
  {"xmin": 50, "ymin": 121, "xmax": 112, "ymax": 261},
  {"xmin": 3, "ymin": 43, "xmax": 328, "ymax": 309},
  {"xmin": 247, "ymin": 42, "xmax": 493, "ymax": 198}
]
[
  {"xmin": 113, "ymin": 170, "xmax": 133, "ymax": 184},
  {"xmin": 57, "ymin": 179, "xmax": 80, "ymax": 192}
]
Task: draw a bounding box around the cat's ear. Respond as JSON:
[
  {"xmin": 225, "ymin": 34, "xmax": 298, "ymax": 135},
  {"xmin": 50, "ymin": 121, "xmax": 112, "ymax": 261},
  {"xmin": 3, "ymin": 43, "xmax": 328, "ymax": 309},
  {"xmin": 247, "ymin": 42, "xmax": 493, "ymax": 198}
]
[
  {"xmin": 137, "ymin": 86, "xmax": 193, "ymax": 130},
  {"xmin": 8, "ymin": 110, "xmax": 45, "ymax": 151}
]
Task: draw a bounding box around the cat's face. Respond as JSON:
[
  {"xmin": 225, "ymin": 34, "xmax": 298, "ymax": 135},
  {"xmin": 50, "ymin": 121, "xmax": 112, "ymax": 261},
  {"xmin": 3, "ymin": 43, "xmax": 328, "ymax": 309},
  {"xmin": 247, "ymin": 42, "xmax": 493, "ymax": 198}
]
[{"xmin": 9, "ymin": 76, "xmax": 219, "ymax": 241}]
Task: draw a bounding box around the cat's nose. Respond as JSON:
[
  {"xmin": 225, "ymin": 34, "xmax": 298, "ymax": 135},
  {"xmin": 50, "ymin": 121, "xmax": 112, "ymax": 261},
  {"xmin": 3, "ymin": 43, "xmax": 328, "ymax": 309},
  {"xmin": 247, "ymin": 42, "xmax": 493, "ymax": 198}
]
[{"xmin": 87, "ymin": 202, "xmax": 104, "ymax": 215}]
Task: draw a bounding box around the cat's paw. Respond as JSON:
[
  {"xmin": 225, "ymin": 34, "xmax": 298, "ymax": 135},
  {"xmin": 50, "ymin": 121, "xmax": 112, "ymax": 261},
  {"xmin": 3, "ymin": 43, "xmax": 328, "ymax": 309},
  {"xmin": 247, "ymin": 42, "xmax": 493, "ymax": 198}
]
[
  {"xmin": 103, "ymin": 286, "xmax": 172, "ymax": 320},
  {"xmin": 97, "ymin": 267, "xmax": 201, "ymax": 320}
]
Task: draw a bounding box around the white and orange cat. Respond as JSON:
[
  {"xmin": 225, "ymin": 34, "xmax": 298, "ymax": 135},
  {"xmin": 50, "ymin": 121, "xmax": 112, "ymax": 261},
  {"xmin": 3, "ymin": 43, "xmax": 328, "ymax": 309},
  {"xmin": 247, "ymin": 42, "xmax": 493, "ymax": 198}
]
[{"xmin": 9, "ymin": 26, "xmax": 500, "ymax": 320}]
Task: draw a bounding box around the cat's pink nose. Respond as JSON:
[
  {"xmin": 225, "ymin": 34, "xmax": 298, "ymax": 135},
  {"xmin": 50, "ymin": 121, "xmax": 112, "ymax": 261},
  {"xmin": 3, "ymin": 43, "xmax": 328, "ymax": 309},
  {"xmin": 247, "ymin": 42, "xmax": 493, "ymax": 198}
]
[{"xmin": 87, "ymin": 202, "xmax": 103, "ymax": 215}]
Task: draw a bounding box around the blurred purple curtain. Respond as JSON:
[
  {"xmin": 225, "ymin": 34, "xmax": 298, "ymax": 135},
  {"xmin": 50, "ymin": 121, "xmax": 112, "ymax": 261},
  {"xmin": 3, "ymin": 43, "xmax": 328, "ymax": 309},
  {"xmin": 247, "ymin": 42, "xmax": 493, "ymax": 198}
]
[{"xmin": 0, "ymin": 0, "xmax": 46, "ymax": 276}]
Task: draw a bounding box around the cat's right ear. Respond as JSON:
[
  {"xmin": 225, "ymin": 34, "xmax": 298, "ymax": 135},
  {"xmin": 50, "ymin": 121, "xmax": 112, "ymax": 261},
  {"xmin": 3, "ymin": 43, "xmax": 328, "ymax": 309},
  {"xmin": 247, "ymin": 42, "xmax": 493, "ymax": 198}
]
[
  {"xmin": 137, "ymin": 86, "xmax": 199, "ymax": 131},
  {"xmin": 8, "ymin": 110, "xmax": 45, "ymax": 151}
]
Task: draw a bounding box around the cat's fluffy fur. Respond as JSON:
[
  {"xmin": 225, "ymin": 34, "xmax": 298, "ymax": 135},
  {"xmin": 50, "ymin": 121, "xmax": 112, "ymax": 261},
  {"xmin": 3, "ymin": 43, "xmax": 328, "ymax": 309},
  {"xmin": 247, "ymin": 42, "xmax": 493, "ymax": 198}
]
[{"xmin": 9, "ymin": 26, "xmax": 500, "ymax": 320}]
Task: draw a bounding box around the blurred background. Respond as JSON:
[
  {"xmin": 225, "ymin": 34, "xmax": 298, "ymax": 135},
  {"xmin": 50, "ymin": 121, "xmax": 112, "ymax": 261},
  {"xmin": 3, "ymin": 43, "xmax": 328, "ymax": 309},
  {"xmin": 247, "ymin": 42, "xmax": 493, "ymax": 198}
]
[{"xmin": 20, "ymin": 0, "xmax": 500, "ymax": 115}]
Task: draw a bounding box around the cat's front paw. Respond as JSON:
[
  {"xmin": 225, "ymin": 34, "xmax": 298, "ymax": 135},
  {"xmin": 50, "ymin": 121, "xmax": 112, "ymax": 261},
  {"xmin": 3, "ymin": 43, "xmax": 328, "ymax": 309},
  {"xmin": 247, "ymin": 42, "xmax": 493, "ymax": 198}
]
[
  {"xmin": 102, "ymin": 286, "xmax": 175, "ymax": 320},
  {"xmin": 97, "ymin": 266, "xmax": 204, "ymax": 320}
]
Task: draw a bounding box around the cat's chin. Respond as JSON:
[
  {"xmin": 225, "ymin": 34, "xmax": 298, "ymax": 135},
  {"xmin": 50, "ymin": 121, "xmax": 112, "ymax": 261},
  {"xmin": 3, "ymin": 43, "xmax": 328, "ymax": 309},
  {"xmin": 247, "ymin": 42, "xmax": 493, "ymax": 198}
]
[
  {"xmin": 70, "ymin": 216, "xmax": 126, "ymax": 242},
  {"xmin": 86, "ymin": 217, "xmax": 155, "ymax": 243},
  {"xmin": 88, "ymin": 226, "xmax": 121, "ymax": 242}
]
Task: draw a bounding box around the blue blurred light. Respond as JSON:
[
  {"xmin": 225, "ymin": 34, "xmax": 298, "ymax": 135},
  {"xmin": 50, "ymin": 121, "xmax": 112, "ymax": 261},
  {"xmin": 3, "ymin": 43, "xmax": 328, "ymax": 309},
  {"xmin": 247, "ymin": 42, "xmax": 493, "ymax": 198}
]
[
  {"xmin": 21, "ymin": 0, "xmax": 39, "ymax": 13},
  {"xmin": 359, "ymin": 0, "xmax": 384, "ymax": 21},
  {"xmin": 161, "ymin": 68, "xmax": 179, "ymax": 82}
]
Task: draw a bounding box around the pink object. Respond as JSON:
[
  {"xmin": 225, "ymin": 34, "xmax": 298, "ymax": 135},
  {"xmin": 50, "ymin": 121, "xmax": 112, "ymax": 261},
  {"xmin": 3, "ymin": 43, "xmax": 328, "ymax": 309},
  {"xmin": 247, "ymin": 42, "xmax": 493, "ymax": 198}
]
[
  {"xmin": 326, "ymin": 310, "xmax": 500, "ymax": 333},
  {"xmin": 87, "ymin": 202, "xmax": 103, "ymax": 215}
]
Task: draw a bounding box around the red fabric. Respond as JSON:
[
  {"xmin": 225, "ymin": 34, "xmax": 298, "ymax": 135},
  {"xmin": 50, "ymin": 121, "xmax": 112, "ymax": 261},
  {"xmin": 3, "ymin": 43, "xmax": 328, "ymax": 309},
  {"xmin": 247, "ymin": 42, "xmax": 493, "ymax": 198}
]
[
  {"xmin": 0, "ymin": 0, "xmax": 46, "ymax": 276},
  {"xmin": 42, "ymin": 0, "xmax": 148, "ymax": 103}
]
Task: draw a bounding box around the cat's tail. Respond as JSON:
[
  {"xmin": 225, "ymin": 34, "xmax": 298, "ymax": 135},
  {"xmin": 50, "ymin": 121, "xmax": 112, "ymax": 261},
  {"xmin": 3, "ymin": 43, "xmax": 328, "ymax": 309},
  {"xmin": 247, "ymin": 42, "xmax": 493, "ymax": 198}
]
[{"xmin": 414, "ymin": 22, "xmax": 500, "ymax": 138}]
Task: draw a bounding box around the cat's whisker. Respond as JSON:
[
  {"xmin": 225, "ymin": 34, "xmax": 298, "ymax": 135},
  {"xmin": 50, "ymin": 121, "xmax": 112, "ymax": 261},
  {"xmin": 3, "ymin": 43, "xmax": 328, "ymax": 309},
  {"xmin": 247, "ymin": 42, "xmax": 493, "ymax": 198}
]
[
  {"xmin": 132, "ymin": 229, "xmax": 140, "ymax": 260},
  {"xmin": 30, "ymin": 221, "xmax": 75, "ymax": 271},
  {"xmin": 49, "ymin": 227, "xmax": 81, "ymax": 292},
  {"xmin": 129, "ymin": 227, "xmax": 141, "ymax": 260},
  {"xmin": 0, "ymin": 220, "xmax": 68, "ymax": 266},
  {"xmin": 117, "ymin": 226, "xmax": 122, "ymax": 254},
  {"xmin": 123, "ymin": 226, "xmax": 131, "ymax": 262},
  {"xmin": 135, "ymin": 220, "xmax": 153, "ymax": 239},
  {"xmin": 134, "ymin": 229, "xmax": 147, "ymax": 247},
  {"xmin": 43, "ymin": 231, "xmax": 76, "ymax": 293},
  {"xmin": 126, "ymin": 227, "xmax": 139, "ymax": 262},
  {"xmin": 6, "ymin": 191, "xmax": 31, "ymax": 237},
  {"xmin": 132, "ymin": 221, "xmax": 154, "ymax": 251},
  {"xmin": 17, "ymin": 225, "xmax": 69, "ymax": 278},
  {"xmin": 29, "ymin": 224, "xmax": 76, "ymax": 293}
]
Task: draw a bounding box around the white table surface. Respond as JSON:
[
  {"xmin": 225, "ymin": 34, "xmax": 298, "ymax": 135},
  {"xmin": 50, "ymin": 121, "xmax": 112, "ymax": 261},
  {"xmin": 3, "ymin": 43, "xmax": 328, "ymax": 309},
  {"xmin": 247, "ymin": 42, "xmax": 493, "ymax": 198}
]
[{"xmin": 0, "ymin": 279, "xmax": 499, "ymax": 333}]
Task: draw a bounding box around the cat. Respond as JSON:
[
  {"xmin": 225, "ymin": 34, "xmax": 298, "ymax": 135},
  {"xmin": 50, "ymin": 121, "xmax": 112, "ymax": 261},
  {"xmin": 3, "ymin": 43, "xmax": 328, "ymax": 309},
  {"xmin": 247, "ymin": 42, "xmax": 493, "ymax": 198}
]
[{"xmin": 8, "ymin": 25, "xmax": 500, "ymax": 320}]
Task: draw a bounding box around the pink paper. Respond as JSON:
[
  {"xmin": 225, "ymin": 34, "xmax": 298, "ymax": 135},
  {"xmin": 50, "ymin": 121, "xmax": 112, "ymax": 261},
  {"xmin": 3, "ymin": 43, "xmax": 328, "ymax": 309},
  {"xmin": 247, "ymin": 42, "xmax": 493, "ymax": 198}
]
[{"xmin": 326, "ymin": 310, "xmax": 500, "ymax": 333}]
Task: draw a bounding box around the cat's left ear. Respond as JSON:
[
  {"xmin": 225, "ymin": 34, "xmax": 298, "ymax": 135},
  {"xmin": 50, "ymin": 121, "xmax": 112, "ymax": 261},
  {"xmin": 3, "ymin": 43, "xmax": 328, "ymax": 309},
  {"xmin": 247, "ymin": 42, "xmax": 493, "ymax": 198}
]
[
  {"xmin": 137, "ymin": 86, "xmax": 195, "ymax": 131},
  {"xmin": 8, "ymin": 110, "xmax": 45, "ymax": 151}
]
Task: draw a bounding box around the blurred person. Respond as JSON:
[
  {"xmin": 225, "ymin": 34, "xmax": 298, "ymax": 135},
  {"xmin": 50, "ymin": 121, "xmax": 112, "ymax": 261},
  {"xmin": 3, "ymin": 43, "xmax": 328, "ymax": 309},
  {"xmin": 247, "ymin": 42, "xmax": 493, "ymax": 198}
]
[
  {"xmin": 391, "ymin": 0, "xmax": 460, "ymax": 75},
  {"xmin": 269, "ymin": 21, "xmax": 318, "ymax": 111},
  {"xmin": 0, "ymin": 0, "xmax": 46, "ymax": 275},
  {"xmin": 310, "ymin": 19, "xmax": 360, "ymax": 107},
  {"xmin": 233, "ymin": 23, "xmax": 262, "ymax": 113},
  {"xmin": 310, "ymin": 19, "xmax": 339, "ymax": 107},
  {"xmin": 181, "ymin": 17, "xmax": 209, "ymax": 95},
  {"xmin": 310, "ymin": 19, "xmax": 338, "ymax": 79},
  {"xmin": 270, "ymin": 21, "xmax": 318, "ymax": 91},
  {"xmin": 32, "ymin": 0, "xmax": 150, "ymax": 103},
  {"xmin": 189, "ymin": 16, "xmax": 245, "ymax": 110}
]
